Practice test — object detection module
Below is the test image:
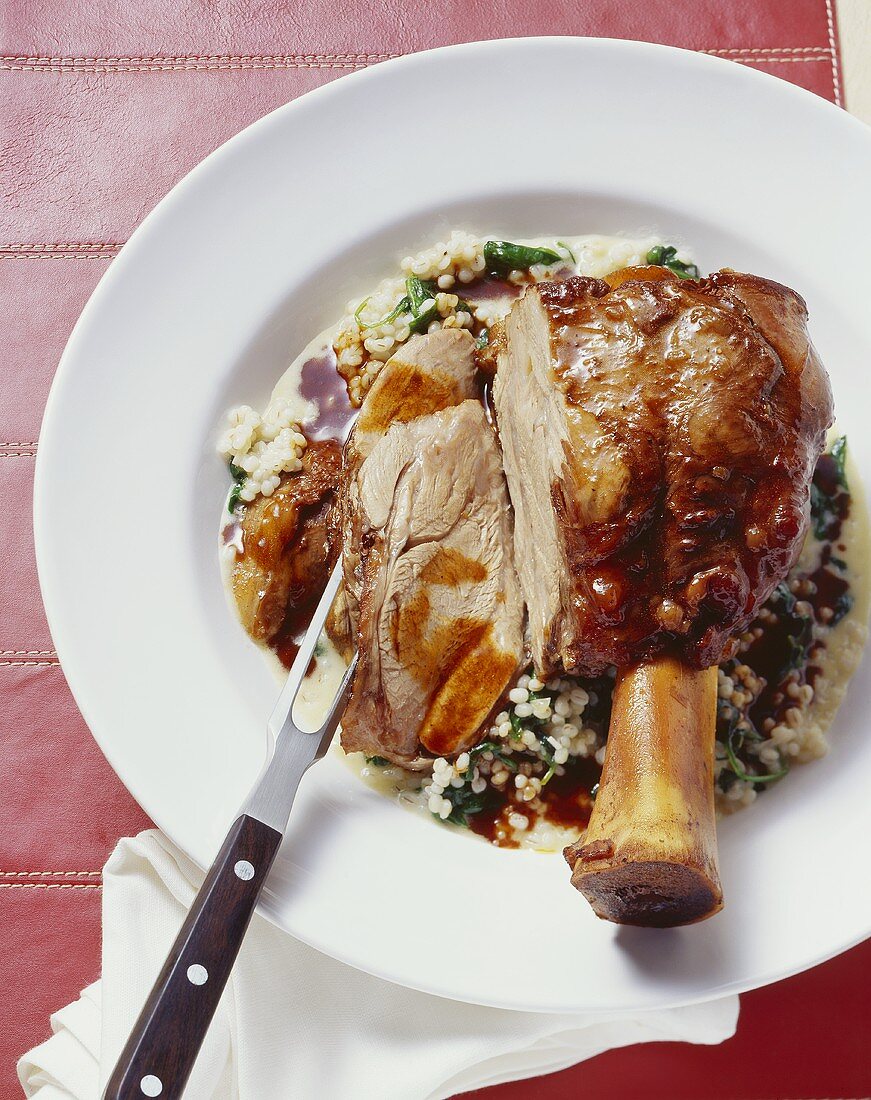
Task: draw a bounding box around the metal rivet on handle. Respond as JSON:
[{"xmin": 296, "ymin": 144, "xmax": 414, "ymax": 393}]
[
  {"xmin": 186, "ymin": 963, "xmax": 209, "ymax": 985},
  {"xmin": 234, "ymin": 860, "xmax": 255, "ymax": 880},
  {"xmin": 140, "ymin": 1075, "xmax": 163, "ymax": 1096}
]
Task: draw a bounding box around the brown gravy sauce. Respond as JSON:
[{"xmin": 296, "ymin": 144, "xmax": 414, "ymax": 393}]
[
  {"xmin": 273, "ymin": 603, "xmax": 322, "ymax": 672},
  {"xmin": 469, "ymin": 758, "xmax": 600, "ymax": 846},
  {"xmin": 461, "ymin": 278, "xmax": 521, "ymax": 304}
]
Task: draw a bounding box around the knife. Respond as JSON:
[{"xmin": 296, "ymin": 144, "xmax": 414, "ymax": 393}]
[{"xmin": 103, "ymin": 563, "xmax": 357, "ymax": 1100}]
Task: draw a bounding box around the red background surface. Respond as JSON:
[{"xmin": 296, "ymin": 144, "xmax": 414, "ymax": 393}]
[{"xmin": 2, "ymin": 2, "xmax": 868, "ymax": 1097}]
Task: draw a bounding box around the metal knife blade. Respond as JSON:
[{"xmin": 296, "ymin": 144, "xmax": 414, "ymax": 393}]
[{"xmin": 240, "ymin": 561, "xmax": 358, "ymax": 833}]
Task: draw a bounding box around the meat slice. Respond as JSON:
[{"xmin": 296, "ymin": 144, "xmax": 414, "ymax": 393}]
[
  {"xmin": 331, "ymin": 327, "xmax": 478, "ymax": 654},
  {"xmin": 494, "ymin": 269, "xmax": 833, "ymax": 678},
  {"xmin": 339, "ymin": 399, "xmax": 524, "ymax": 768},
  {"xmin": 232, "ymin": 439, "xmax": 341, "ymax": 645},
  {"xmin": 351, "ymin": 327, "xmax": 479, "ymax": 460}
]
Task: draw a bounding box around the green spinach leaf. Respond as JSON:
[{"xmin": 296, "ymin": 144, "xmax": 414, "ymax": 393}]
[
  {"xmin": 354, "ymin": 294, "xmax": 411, "ymax": 330},
  {"xmin": 483, "ymin": 240, "xmax": 563, "ymax": 277},
  {"xmin": 645, "ymin": 244, "xmax": 700, "ymax": 280},
  {"xmin": 441, "ymin": 785, "xmax": 492, "ymax": 827},
  {"xmin": 831, "ymin": 434, "xmax": 848, "ymax": 489},
  {"xmin": 405, "ymin": 276, "xmax": 440, "ymax": 334},
  {"xmin": 466, "ymin": 741, "xmax": 517, "ymax": 775},
  {"xmin": 227, "ymin": 462, "xmax": 247, "ymax": 513}
]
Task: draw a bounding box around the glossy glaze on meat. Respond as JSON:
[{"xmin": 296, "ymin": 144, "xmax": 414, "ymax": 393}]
[{"xmin": 494, "ymin": 269, "xmax": 833, "ymax": 676}]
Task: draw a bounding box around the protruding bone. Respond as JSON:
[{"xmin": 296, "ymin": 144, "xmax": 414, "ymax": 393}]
[{"xmin": 565, "ymin": 659, "xmax": 722, "ymax": 927}]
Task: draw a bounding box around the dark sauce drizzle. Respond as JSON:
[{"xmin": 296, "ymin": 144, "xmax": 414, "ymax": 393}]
[
  {"xmin": 469, "ymin": 758, "xmax": 601, "ymax": 847},
  {"xmin": 299, "ymin": 346, "xmax": 357, "ymax": 442}
]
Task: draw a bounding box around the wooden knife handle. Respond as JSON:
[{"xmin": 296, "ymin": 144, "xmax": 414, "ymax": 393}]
[{"xmin": 103, "ymin": 814, "xmax": 282, "ymax": 1100}]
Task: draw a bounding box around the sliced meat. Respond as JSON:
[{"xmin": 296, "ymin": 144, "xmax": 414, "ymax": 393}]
[
  {"xmin": 330, "ymin": 328, "xmax": 478, "ymax": 655},
  {"xmin": 494, "ymin": 269, "xmax": 833, "ymax": 677},
  {"xmin": 351, "ymin": 327, "xmax": 479, "ymax": 460},
  {"xmin": 339, "ymin": 400, "xmax": 524, "ymax": 768},
  {"xmin": 232, "ymin": 439, "xmax": 341, "ymax": 646}
]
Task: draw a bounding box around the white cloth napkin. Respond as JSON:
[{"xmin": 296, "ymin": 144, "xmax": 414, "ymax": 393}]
[{"xmin": 18, "ymin": 830, "xmax": 739, "ymax": 1100}]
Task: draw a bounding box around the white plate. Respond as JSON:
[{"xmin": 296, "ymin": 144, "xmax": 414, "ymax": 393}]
[{"xmin": 35, "ymin": 38, "xmax": 871, "ymax": 1012}]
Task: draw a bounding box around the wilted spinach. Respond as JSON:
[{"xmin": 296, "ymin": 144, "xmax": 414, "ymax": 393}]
[
  {"xmin": 227, "ymin": 462, "xmax": 246, "ymax": 513},
  {"xmin": 483, "ymin": 240, "xmax": 563, "ymax": 277},
  {"xmin": 645, "ymin": 244, "xmax": 700, "ymax": 280}
]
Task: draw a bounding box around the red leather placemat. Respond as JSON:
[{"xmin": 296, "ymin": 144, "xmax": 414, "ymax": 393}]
[{"xmin": 2, "ymin": 4, "xmax": 864, "ymax": 1097}]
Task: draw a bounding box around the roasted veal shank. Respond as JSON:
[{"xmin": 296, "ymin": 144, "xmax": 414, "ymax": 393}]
[{"xmin": 495, "ymin": 267, "xmax": 832, "ymax": 926}]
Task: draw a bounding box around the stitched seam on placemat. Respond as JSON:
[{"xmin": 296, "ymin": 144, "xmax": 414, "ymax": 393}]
[
  {"xmin": 0, "ymin": 882, "xmax": 102, "ymax": 890},
  {"xmin": 731, "ymin": 56, "xmax": 830, "ymax": 64},
  {"xmin": 0, "ymin": 252, "xmax": 115, "ymax": 258},
  {"xmin": 0, "ymin": 660, "xmax": 60, "ymax": 667},
  {"xmin": 827, "ymin": 0, "xmax": 840, "ymax": 105},
  {"xmin": 0, "ymin": 47, "xmax": 834, "ymax": 72},
  {"xmin": 0, "ymin": 47, "xmax": 834, "ymax": 61},
  {"xmin": 0, "ymin": 52, "xmax": 397, "ymax": 70},
  {"xmin": 0, "ymin": 650, "xmax": 55, "ymax": 656},
  {"xmin": 0, "ymin": 52, "xmax": 397, "ymax": 62},
  {"xmin": 0, "ymin": 870, "xmax": 100, "ymax": 877},
  {"xmin": 0, "ymin": 248, "xmax": 120, "ymax": 261},
  {"xmin": 1, "ymin": 243, "xmax": 122, "ymax": 254},
  {"xmin": 0, "ymin": 57, "xmax": 391, "ymax": 72},
  {"xmin": 0, "ymin": 58, "xmax": 831, "ymax": 73},
  {"xmin": 702, "ymin": 46, "xmax": 831, "ymax": 54}
]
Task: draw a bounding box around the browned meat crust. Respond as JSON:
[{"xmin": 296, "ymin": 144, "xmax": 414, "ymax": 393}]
[
  {"xmin": 232, "ymin": 440, "xmax": 342, "ymax": 645},
  {"xmin": 494, "ymin": 268, "xmax": 833, "ymax": 676}
]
